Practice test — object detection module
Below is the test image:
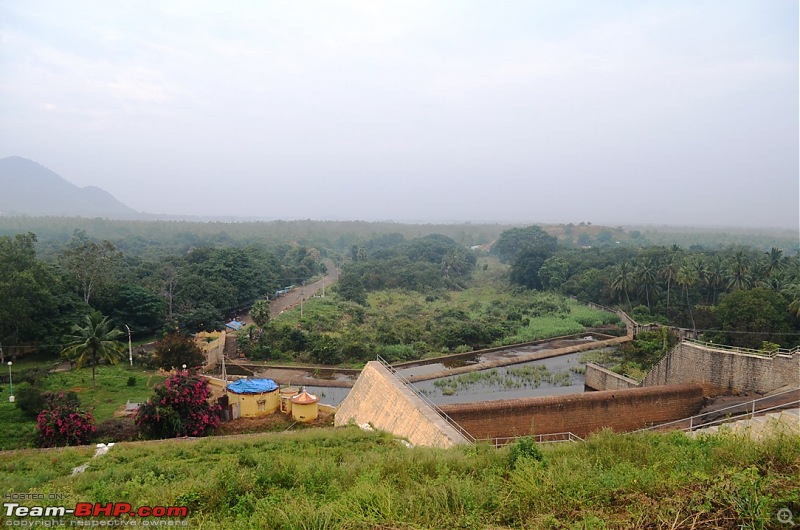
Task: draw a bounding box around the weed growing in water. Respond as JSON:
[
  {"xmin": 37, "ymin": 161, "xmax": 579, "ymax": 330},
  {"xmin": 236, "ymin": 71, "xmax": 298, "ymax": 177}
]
[{"xmin": 432, "ymin": 364, "xmax": 577, "ymax": 396}]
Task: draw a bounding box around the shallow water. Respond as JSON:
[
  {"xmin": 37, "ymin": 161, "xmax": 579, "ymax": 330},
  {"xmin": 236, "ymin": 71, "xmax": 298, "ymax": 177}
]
[
  {"xmin": 412, "ymin": 351, "xmax": 587, "ymax": 405},
  {"xmin": 396, "ymin": 336, "xmax": 597, "ymax": 378},
  {"xmin": 302, "ymin": 385, "xmax": 352, "ymax": 407},
  {"xmin": 304, "ymin": 348, "xmax": 620, "ymax": 407}
]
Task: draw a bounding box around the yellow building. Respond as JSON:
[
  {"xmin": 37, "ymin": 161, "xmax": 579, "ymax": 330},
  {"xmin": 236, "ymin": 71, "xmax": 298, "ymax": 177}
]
[
  {"xmin": 226, "ymin": 378, "xmax": 280, "ymax": 416},
  {"xmin": 194, "ymin": 331, "xmax": 226, "ymax": 371},
  {"xmin": 290, "ymin": 390, "xmax": 320, "ymax": 422},
  {"xmin": 279, "ymin": 386, "xmax": 301, "ymax": 414}
]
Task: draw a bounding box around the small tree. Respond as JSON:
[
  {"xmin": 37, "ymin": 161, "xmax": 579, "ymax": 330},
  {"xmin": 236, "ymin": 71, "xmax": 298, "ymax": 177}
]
[
  {"xmin": 60, "ymin": 311, "xmax": 125, "ymax": 385},
  {"xmin": 36, "ymin": 393, "xmax": 95, "ymax": 447},
  {"xmin": 135, "ymin": 373, "xmax": 220, "ymax": 439},
  {"xmin": 153, "ymin": 333, "xmax": 205, "ymax": 370},
  {"xmin": 250, "ymin": 299, "xmax": 271, "ymax": 334}
]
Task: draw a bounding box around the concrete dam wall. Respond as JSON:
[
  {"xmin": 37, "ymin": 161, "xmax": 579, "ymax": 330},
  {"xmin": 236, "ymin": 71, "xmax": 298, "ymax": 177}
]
[
  {"xmin": 334, "ymin": 361, "xmax": 471, "ymax": 448},
  {"xmin": 439, "ymin": 384, "xmax": 705, "ymax": 439}
]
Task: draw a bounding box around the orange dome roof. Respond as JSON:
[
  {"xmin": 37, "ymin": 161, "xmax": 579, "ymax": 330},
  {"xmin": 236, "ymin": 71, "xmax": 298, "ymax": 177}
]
[{"xmin": 289, "ymin": 390, "xmax": 319, "ymax": 405}]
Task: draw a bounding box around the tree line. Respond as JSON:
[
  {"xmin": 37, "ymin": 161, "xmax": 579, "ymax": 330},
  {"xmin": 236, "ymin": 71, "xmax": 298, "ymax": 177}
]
[
  {"xmin": 499, "ymin": 226, "xmax": 800, "ymax": 349},
  {"xmin": 0, "ymin": 230, "xmax": 325, "ymax": 355}
]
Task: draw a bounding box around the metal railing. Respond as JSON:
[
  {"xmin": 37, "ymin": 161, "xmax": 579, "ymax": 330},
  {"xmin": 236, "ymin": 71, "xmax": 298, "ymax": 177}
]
[
  {"xmin": 479, "ymin": 432, "xmax": 583, "ymax": 447},
  {"xmin": 631, "ymin": 387, "xmax": 800, "ymax": 434},
  {"xmin": 684, "ymin": 339, "xmax": 800, "ymax": 358},
  {"xmin": 376, "ymin": 355, "xmax": 476, "ymax": 444}
]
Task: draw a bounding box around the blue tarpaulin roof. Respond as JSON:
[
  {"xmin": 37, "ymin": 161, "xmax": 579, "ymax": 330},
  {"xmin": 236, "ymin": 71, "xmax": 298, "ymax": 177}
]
[
  {"xmin": 227, "ymin": 378, "xmax": 278, "ymax": 394},
  {"xmin": 226, "ymin": 320, "xmax": 244, "ymax": 330}
]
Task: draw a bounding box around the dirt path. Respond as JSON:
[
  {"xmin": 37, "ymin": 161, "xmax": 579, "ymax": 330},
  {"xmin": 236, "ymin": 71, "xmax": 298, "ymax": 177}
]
[
  {"xmin": 269, "ymin": 259, "xmax": 339, "ymax": 318},
  {"xmin": 228, "ymin": 260, "xmax": 339, "ymax": 357}
]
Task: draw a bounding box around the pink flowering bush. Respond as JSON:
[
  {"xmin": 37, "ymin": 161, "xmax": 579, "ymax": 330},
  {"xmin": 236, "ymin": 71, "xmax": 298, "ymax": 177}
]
[
  {"xmin": 135, "ymin": 373, "xmax": 220, "ymax": 439},
  {"xmin": 36, "ymin": 396, "xmax": 96, "ymax": 447}
]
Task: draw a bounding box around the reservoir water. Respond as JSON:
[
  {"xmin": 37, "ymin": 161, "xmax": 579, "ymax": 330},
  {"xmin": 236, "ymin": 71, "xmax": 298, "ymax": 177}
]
[{"xmin": 306, "ymin": 345, "xmax": 618, "ymax": 407}]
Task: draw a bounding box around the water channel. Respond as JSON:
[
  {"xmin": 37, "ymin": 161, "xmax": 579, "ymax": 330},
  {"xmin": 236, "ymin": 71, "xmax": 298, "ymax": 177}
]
[{"xmin": 297, "ymin": 342, "xmax": 619, "ymax": 407}]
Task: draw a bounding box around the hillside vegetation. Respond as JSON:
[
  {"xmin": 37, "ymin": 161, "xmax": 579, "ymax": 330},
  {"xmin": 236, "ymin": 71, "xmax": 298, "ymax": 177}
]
[
  {"xmin": 1, "ymin": 427, "xmax": 798, "ymax": 528},
  {"xmin": 244, "ymin": 257, "xmax": 620, "ymax": 364}
]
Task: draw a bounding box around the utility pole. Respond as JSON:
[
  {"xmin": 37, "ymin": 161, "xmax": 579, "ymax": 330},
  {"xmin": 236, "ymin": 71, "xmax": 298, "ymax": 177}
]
[
  {"xmin": 125, "ymin": 325, "xmax": 133, "ymax": 366},
  {"xmin": 221, "ymin": 349, "xmax": 227, "ymax": 383},
  {"xmin": 7, "ymin": 361, "xmax": 13, "ymax": 403}
]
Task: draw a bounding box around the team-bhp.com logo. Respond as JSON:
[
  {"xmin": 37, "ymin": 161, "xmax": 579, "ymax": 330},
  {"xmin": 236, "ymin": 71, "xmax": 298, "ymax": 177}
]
[{"xmin": 4, "ymin": 502, "xmax": 188, "ymax": 518}]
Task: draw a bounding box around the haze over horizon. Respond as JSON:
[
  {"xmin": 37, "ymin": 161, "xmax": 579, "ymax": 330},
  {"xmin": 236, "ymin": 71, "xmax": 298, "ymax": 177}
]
[{"xmin": 1, "ymin": 2, "xmax": 797, "ymax": 229}]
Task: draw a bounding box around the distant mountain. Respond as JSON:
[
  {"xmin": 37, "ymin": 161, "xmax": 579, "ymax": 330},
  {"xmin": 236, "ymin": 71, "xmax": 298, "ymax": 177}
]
[{"xmin": 0, "ymin": 157, "xmax": 139, "ymax": 219}]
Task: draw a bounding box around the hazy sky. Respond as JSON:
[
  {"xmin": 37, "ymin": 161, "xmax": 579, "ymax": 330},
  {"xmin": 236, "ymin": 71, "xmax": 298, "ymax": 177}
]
[{"xmin": 1, "ymin": 1, "xmax": 798, "ymax": 228}]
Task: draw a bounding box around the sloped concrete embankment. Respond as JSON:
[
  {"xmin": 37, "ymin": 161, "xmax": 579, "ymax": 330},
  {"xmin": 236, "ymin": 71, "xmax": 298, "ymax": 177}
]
[{"xmin": 335, "ymin": 361, "xmax": 471, "ymax": 448}]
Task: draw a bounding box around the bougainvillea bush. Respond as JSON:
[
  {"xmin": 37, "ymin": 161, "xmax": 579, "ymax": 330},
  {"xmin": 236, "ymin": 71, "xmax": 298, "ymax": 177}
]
[
  {"xmin": 36, "ymin": 395, "xmax": 96, "ymax": 447},
  {"xmin": 135, "ymin": 373, "xmax": 221, "ymax": 439}
]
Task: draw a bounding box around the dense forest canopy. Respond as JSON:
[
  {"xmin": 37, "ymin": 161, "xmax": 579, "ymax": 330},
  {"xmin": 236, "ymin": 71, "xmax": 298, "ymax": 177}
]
[
  {"xmin": 1, "ymin": 217, "xmax": 798, "ymax": 361},
  {"xmin": 0, "ymin": 216, "xmax": 796, "ymax": 257},
  {"xmin": 504, "ymin": 228, "xmax": 800, "ymax": 349},
  {"xmin": 0, "ymin": 228, "xmax": 326, "ymax": 352}
]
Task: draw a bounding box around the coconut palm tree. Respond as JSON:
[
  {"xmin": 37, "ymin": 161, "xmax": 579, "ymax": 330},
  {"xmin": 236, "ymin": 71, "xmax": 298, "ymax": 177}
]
[
  {"xmin": 61, "ymin": 311, "xmax": 125, "ymax": 386},
  {"xmin": 727, "ymin": 250, "xmax": 752, "ymax": 292},
  {"xmin": 782, "ymin": 283, "xmax": 800, "ymax": 320},
  {"xmin": 610, "ymin": 262, "xmax": 634, "ymax": 311},
  {"xmin": 635, "ymin": 258, "xmax": 658, "ymax": 312},
  {"xmin": 676, "ymin": 262, "xmax": 697, "ymax": 330},
  {"xmin": 660, "ymin": 255, "xmax": 680, "ymax": 310},
  {"xmin": 705, "ymin": 256, "xmax": 725, "ymax": 305},
  {"xmin": 765, "ymin": 247, "xmax": 785, "ymax": 277},
  {"xmin": 690, "ymin": 256, "xmax": 708, "ymax": 302}
]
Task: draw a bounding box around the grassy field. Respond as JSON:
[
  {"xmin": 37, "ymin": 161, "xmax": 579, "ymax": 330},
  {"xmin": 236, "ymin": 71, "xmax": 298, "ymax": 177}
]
[
  {"xmin": 0, "ymin": 427, "xmax": 797, "ymax": 529},
  {"xmin": 0, "ymin": 357, "xmax": 163, "ymax": 450}
]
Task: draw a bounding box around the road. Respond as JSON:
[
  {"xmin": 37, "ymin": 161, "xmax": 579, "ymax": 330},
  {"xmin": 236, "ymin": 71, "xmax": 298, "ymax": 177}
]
[{"xmin": 269, "ymin": 259, "xmax": 339, "ymax": 318}]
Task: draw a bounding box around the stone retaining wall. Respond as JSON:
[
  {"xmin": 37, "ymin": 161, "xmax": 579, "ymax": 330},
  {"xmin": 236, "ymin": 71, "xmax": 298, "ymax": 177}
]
[
  {"xmin": 584, "ymin": 363, "xmax": 639, "ymax": 391},
  {"xmin": 642, "ymin": 342, "xmax": 799, "ymax": 395}
]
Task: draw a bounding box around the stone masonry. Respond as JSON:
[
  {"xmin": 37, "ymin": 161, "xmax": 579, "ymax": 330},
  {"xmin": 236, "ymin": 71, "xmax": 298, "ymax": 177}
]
[{"xmin": 642, "ymin": 341, "xmax": 799, "ymax": 395}]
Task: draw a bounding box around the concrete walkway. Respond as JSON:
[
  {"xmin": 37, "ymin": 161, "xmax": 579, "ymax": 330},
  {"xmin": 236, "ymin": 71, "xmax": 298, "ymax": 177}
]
[{"xmin": 690, "ymin": 408, "xmax": 800, "ymax": 439}]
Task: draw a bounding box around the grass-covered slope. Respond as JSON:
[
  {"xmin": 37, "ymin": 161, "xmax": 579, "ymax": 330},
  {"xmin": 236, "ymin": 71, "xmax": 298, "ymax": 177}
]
[{"xmin": 1, "ymin": 427, "xmax": 797, "ymax": 529}]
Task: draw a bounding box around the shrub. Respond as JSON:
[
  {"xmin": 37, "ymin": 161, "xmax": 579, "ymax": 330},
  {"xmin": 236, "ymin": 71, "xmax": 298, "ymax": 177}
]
[
  {"xmin": 379, "ymin": 344, "xmax": 417, "ymax": 362},
  {"xmin": 135, "ymin": 373, "xmax": 221, "ymax": 439},
  {"xmin": 508, "ymin": 436, "xmax": 544, "ymax": 468},
  {"xmin": 36, "ymin": 395, "xmax": 96, "ymax": 448},
  {"xmin": 153, "ymin": 333, "xmax": 205, "ymax": 370},
  {"xmin": 14, "ymin": 382, "xmax": 46, "ymax": 419},
  {"xmin": 45, "ymin": 390, "xmax": 81, "ymax": 409},
  {"xmin": 16, "ymin": 387, "xmax": 80, "ymax": 419},
  {"xmin": 132, "ymin": 348, "xmax": 156, "ymax": 368},
  {"xmin": 126, "ymin": 376, "xmax": 137, "ymax": 387}
]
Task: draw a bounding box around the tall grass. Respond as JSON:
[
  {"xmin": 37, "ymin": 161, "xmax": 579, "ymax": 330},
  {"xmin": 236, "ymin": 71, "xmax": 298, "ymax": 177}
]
[{"xmin": 1, "ymin": 426, "xmax": 797, "ymax": 528}]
